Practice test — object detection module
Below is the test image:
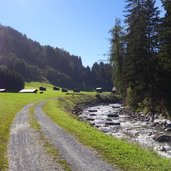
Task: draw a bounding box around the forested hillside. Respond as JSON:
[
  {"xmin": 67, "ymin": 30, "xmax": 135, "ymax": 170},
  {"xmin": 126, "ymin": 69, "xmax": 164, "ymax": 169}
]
[
  {"xmin": 0, "ymin": 25, "xmax": 112, "ymax": 90},
  {"xmin": 110, "ymin": 0, "xmax": 171, "ymax": 115}
]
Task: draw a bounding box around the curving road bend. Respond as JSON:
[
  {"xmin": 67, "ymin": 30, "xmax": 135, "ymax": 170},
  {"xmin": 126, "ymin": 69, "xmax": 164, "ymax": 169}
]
[{"xmin": 8, "ymin": 101, "xmax": 119, "ymax": 171}]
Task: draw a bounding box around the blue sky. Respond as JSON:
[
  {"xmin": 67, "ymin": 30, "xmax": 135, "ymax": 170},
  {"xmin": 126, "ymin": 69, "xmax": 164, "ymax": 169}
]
[{"xmin": 0, "ymin": 0, "xmax": 163, "ymax": 67}]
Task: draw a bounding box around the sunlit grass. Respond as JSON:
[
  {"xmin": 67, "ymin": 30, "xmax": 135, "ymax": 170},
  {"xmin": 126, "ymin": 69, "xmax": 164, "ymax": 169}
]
[
  {"xmin": 0, "ymin": 82, "xmax": 65, "ymax": 171},
  {"xmin": 0, "ymin": 81, "xmax": 96, "ymax": 170},
  {"xmin": 43, "ymin": 97, "xmax": 171, "ymax": 171},
  {"xmin": 1, "ymin": 81, "xmax": 168, "ymax": 171},
  {"xmin": 25, "ymin": 81, "xmax": 55, "ymax": 89}
]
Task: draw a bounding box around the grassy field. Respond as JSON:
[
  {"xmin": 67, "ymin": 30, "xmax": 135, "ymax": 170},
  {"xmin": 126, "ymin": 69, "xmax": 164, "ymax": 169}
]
[
  {"xmin": 0, "ymin": 82, "xmax": 66, "ymax": 171},
  {"xmin": 0, "ymin": 81, "xmax": 96, "ymax": 170},
  {"xmin": 1, "ymin": 82, "xmax": 171, "ymax": 171},
  {"xmin": 43, "ymin": 97, "xmax": 171, "ymax": 171}
]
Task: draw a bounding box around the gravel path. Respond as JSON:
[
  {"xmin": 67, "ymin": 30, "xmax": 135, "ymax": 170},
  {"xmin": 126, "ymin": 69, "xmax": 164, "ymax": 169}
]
[
  {"xmin": 8, "ymin": 101, "xmax": 119, "ymax": 171},
  {"xmin": 35, "ymin": 102, "xmax": 119, "ymax": 171},
  {"xmin": 7, "ymin": 103, "xmax": 64, "ymax": 171}
]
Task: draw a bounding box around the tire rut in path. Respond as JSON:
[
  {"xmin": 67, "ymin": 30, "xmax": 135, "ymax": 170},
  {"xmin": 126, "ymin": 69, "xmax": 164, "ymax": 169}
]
[
  {"xmin": 7, "ymin": 103, "xmax": 64, "ymax": 171},
  {"xmin": 35, "ymin": 102, "xmax": 119, "ymax": 171}
]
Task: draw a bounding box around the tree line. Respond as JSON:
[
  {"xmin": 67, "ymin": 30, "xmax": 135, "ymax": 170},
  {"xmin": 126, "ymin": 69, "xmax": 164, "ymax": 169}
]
[
  {"xmin": 110, "ymin": 0, "xmax": 171, "ymax": 116},
  {"xmin": 0, "ymin": 25, "xmax": 112, "ymax": 91},
  {"xmin": 0, "ymin": 66, "xmax": 24, "ymax": 91}
]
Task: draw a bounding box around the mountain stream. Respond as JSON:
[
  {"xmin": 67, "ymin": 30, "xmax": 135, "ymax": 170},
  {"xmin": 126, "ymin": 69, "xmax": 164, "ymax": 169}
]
[{"xmin": 79, "ymin": 104, "xmax": 171, "ymax": 158}]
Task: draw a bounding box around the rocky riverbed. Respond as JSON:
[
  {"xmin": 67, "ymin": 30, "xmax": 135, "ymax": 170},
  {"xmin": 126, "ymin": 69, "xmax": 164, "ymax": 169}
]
[{"xmin": 78, "ymin": 103, "xmax": 171, "ymax": 158}]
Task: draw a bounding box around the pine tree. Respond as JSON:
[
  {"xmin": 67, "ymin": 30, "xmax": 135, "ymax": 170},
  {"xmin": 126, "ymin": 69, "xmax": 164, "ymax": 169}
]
[
  {"xmin": 124, "ymin": 0, "xmax": 160, "ymax": 109},
  {"xmin": 143, "ymin": 0, "xmax": 161, "ymax": 110},
  {"xmin": 124, "ymin": 0, "xmax": 149, "ymax": 108},
  {"xmin": 110, "ymin": 18, "xmax": 126, "ymax": 97},
  {"xmin": 158, "ymin": 0, "xmax": 171, "ymax": 111}
]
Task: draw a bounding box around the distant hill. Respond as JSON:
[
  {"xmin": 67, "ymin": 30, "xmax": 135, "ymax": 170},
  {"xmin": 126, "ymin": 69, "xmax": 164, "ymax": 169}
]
[{"xmin": 0, "ymin": 25, "xmax": 112, "ymax": 90}]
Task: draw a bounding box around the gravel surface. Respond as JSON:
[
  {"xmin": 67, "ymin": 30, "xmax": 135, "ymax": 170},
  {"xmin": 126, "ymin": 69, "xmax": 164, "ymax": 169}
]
[
  {"xmin": 7, "ymin": 101, "xmax": 119, "ymax": 171},
  {"xmin": 7, "ymin": 103, "xmax": 64, "ymax": 171},
  {"xmin": 35, "ymin": 102, "xmax": 119, "ymax": 171}
]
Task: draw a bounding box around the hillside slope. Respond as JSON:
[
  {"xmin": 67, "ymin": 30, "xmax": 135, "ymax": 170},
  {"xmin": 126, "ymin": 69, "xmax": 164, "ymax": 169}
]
[{"xmin": 0, "ymin": 25, "xmax": 112, "ymax": 90}]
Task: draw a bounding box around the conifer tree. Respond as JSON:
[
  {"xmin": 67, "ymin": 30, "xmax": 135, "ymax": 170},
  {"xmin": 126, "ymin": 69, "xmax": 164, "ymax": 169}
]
[
  {"xmin": 124, "ymin": 0, "xmax": 160, "ymax": 109},
  {"xmin": 143, "ymin": 0, "xmax": 160, "ymax": 109},
  {"xmin": 110, "ymin": 18, "xmax": 126, "ymax": 97},
  {"xmin": 158, "ymin": 0, "xmax": 171, "ymax": 109},
  {"xmin": 124, "ymin": 0, "xmax": 149, "ymax": 108}
]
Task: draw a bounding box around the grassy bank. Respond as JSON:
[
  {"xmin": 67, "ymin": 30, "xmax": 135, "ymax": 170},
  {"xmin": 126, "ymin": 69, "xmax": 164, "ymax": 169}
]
[{"xmin": 43, "ymin": 96, "xmax": 171, "ymax": 171}]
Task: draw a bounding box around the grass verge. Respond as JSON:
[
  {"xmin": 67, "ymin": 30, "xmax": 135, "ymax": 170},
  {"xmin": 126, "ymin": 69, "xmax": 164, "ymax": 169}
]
[
  {"xmin": 29, "ymin": 104, "xmax": 71, "ymax": 171},
  {"xmin": 43, "ymin": 96, "xmax": 171, "ymax": 171}
]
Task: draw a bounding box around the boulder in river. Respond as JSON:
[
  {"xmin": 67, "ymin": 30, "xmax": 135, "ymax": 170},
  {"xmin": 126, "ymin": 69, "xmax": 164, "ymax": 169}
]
[
  {"xmin": 158, "ymin": 146, "xmax": 167, "ymax": 152},
  {"xmin": 111, "ymin": 104, "xmax": 121, "ymax": 108},
  {"xmin": 86, "ymin": 118, "xmax": 94, "ymax": 121},
  {"xmin": 106, "ymin": 118, "xmax": 112, "ymax": 121},
  {"xmin": 153, "ymin": 134, "xmax": 171, "ymax": 142},
  {"xmin": 107, "ymin": 114, "xmax": 119, "ymax": 117},
  {"xmin": 105, "ymin": 121, "xmax": 120, "ymax": 126},
  {"xmin": 90, "ymin": 121, "xmax": 95, "ymax": 126},
  {"xmin": 165, "ymin": 128, "xmax": 171, "ymax": 132},
  {"xmin": 165, "ymin": 120, "xmax": 171, "ymax": 129},
  {"xmin": 89, "ymin": 114, "xmax": 97, "ymax": 117},
  {"xmin": 88, "ymin": 109, "xmax": 97, "ymax": 112}
]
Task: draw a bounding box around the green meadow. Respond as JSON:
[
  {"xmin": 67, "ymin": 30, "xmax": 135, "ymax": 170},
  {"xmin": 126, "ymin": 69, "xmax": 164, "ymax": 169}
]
[
  {"xmin": 0, "ymin": 82, "xmax": 171, "ymax": 171},
  {"xmin": 0, "ymin": 82, "xmax": 64, "ymax": 170}
]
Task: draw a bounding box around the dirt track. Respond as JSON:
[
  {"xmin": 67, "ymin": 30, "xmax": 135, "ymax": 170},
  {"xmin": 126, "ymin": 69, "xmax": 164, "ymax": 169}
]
[
  {"xmin": 8, "ymin": 101, "xmax": 119, "ymax": 171},
  {"xmin": 7, "ymin": 103, "xmax": 64, "ymax": 171}
]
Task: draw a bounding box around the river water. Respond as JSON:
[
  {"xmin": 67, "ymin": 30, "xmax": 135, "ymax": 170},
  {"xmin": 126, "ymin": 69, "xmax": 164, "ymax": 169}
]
[{"xmin": 79, "ymin": 103, "xmax": 171, "ymax": 158}]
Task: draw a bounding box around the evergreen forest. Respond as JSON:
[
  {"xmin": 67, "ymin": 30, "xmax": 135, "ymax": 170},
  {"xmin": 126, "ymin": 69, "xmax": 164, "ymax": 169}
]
[
  {"xmin": 0, "ymin": 25, "xmax": 112, "ymax": 91},
  {"xmin": 110, "ymin": 0, "xmax": 171, "ymax": 115}
]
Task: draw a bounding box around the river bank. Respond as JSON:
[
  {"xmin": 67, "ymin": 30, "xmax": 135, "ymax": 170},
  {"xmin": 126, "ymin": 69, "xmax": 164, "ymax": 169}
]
[
  {"xmin": 71, "ymin": 93, "xmax": 121, "ymax": 115},
  {"xmin": 43, "ymin": 96, "xmax": 171, "ymax": 171},
  {"xmin": 75, "ymin": 101, "xmax": 171, "ymax": 158},
  {"xmin": 72, "ymin": 94, "xmax": 171, "ymax": 134}
]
